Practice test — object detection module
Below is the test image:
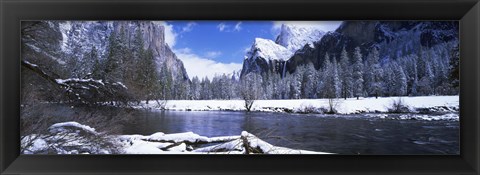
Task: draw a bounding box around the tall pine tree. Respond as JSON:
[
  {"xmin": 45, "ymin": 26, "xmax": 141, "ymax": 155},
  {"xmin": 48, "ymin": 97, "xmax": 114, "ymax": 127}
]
[{"xmin": 352, "ymin": 47, "xmax": 364, "ymax": 99}]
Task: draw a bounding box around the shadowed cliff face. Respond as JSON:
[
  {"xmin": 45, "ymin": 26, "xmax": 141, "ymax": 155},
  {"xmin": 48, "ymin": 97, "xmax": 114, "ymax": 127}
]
[
  {"xmin": 283, "ymin": 21, "xmax": 458, "ymax": 74},
  {"xmin": 22, "ymin": 21, "xmax": 188, "ymax": 81}
]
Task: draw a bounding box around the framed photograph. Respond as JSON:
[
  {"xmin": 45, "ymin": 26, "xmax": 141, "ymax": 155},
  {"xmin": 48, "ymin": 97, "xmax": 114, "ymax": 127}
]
[{"xmin": 1, "ymin": 0, "xmax": 479, "ymax": 174}]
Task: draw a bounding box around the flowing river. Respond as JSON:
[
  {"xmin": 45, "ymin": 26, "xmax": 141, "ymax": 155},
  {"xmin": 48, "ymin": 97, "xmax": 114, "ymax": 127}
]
[{"xmin": 123, "ymin": 110, "xmax": 459, "ymax": 155}]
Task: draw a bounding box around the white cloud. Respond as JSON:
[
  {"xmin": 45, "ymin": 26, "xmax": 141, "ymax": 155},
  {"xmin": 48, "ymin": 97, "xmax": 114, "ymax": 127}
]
[
  {"xmin": 243, "ymin": 46, "xmax": 251, "ymax": 53},
  {"xmin": 176, "ymin": 47, "xmax": 192, "ymax": 53},
  {"xmin": 181, "ymin": 22, "xmax": 197, "ymax": 33},
  {"xmin": 153, "ymin": 21, "xmax": 177, "ymax": 47},
  {"xmin": 271, "ymin": 21, "xmax": 343, "ymax": 36},
  {"xmin": 205, "ymin": 51, "xmax": 222, "ymax": 58},
  {"xmin": 217, "ymin": 23, "xmax": 227, "ymax": 32},
  {"xmin": 233, "ymin": 22, "xmax": 242, "ymax": 31},
  {"xmin": 174, "ymin": 48, "xmax": 242, "ymax": 80},
  {"xmin": 217, "ymin": 22, "xmax": 243, "ymax": 32}
]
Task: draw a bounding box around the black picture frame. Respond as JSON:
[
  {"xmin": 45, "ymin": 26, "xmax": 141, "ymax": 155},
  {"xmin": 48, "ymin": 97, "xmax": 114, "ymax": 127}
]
[{"xmin": 1, "ymin": 0, "xmax": 479, "ymax": 174}]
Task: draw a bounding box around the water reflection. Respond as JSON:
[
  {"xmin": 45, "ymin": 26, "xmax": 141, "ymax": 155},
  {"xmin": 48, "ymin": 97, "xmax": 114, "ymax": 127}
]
[{"xmin": 123, "ymin": 110, "xmax": 459, "ymax": 155}]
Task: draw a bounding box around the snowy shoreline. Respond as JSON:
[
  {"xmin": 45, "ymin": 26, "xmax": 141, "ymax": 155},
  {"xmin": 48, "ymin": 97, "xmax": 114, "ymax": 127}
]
[
  {"xmin": 22, "ymin": 122, "xmax": 332, "ymax": 155},
  {"xmin": 137, "ymin": 96, "xmax": 459, "ymax": 115}
]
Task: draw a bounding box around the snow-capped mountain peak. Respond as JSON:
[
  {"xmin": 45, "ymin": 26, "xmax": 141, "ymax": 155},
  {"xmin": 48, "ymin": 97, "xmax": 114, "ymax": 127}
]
[
  {"xmin": 240, "ymin": 24, "xmax": 327, "ymax": 77},
  {"xmin": 275, "ymin": 24, "xmax": 326, "ymax": 52},
  {"xmin": 246, "ymin": 38, "xmax": 292, "ymax": 61}
]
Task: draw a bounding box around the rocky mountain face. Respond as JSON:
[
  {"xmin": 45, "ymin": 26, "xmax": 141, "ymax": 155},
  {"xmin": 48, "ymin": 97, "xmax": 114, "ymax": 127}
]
[
  {"xmin": 240, "ymin": 24, "xmax": 325, "ymax": 78},
  {"xmin": 275, "ymin": 24, "xmax": 325, "ymax": 53},
  {"xmin": 240, "ymin": 38, "xmax": 292, "ymax": 78},
  {"xmin": 284, "ymin": 21, "xmax": 459, "ymax": 73},
  {"xmin": 22, "ymin": 21, "xmax": 188, "ymax": 81}
]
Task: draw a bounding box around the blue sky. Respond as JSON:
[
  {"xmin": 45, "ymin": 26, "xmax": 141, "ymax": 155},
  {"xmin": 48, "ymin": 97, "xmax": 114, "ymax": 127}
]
[
  {"xmin": 162, "ymin": 21, "xmax": 342, "ymax": 79},
  {"xmin": 172, "ymin": 21, "xmax": 274, "ymax": 63}
]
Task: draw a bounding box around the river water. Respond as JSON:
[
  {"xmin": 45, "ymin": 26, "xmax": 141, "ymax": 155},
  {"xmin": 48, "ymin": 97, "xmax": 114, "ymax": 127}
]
[{"xmin": 123, "ymin": 110, "xmax": 459, "ymax": 155}]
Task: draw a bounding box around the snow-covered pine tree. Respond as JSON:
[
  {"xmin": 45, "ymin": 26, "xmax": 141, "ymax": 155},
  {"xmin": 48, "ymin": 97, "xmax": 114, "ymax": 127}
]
[
  {"xmin": 131, "ymin": 28, "xmax": 144, "ymax": 58},
  {"xmin": 320, "ymin": 53, "xmax": 331, "ymax": 98},
  {"xmin": 185, "ymin": 81, "xmax": 192, "ymax": 100},
  {"xmin": 322, "ymin": 55, "xmax": 340, "ymax": 99},
  {"xmin": 399, "ymin": 54, "xmax": 418, "ymax": 96},
  {"xmin": 191, "ymin": 76, "xmax": 201, "ymax": 100},
  {"xmin": 104, "ymin": 27, "xmax": 128, "ymax": 82},
  {"xmin": 240, "ymin": 73, "xmax": 261, "ymax": 111},
  {"xmin": 91, "ymin": 47, "xmax": 105, "ymax": 79},
  {"xmin": 225, "ymin": 74, "xmax": 233, "ymax": 99},
  {"xmin": 368, "ymin": 47, "xmax": 383, "ymax": 98},
  {"xmin": 141, "ymin": 48, "xmax": 160, "ymax": 103},
  {"xmin": 331, "ymin": 56, "xmax": 341, "ymax": 98},
  {"xmin": 230, "ymin": 73, "xmax": 240, "ymax": 99},
  {"xmin": 261, "ymin": 71, "xmax": 270, "ymax": 100},
  {"xmin": 392, "ymin": 61, "xmax": 407, "ymax": 96},
  {"xmin": 159, "ymin": 61, "xmax": 173, "ymax": 100},
  {"xmin": 410, "ymin": 57, "xmax": 419, "ymax": 96},
  {"xmin": 339, "ymin": 47, "xmax": 353, "ymax": 99},
  {"xmin": 273, "ymin": 72, "xmax": 282, "ymax": 99},
  {"xmin": 418, "ymin": 61, "xmax": 434, "ymax": 95},
  {"xmin": 83, "ymin": 46, "xmax": 99, "ymax": 78},
  {"xmin": 304, "ymin": 63, "xmax": 317, "ymax": 99},
  {"xmin": 432, "ymin": 48, "xmax": 449, "ymax": 95},
  {"xmin": 449, "ymin": 44, "xmax": 459, "ymax": 91},
  {"xmin": 290, "ymin": 66, "xmax": 302, "ymax": 99},
  {"xmin": 264, "ymin": 71, "xmax": 275, "ymax": 99},
  {"xmin": 125, "ymin": 30, "xmax": 146, "ymax": 101},
  {"xmin": 173, "ymin": 73, "xmax": 187, "ymax": 100},
  {"xmin": 280, "ymin": 73, "xmax": 290, "ymax": 99},
  {"xmin": 210, "ymin": 76, "xmax": 219, "ymax": 99},
  {"xmin": 352, "ymin": 47, "xmax": 364, "ymax": 100},
  {"xmin": 382, "ymin": 62, "xmax": 394, "ymax": 96}
]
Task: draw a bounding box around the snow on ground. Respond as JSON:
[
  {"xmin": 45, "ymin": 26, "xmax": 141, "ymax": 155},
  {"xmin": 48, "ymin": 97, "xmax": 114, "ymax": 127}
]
[
  {"xmin": 23, "ymin": 122, "xmax": 113, "ymax": 154},
  {"xmin": 21, "ymin": 135, "xmax": 49, "ymax": 154},
  {"xmin": 146, "ymin": 132, "xmax": 209, "ymax": 143},
  {"xmin": 22, "ymin": 122, "xmax": 332, "ymax": 155},
  {"xmin": 117, "ymin": 131, "xmax": 332, "ymax": 155},
  {"xmin": 118, "ymin": 132, "xmax": 240, "ymax": 144},
  {"xmin": 138, "ymin": 96, "xmax": 459, "ymax": 115},
  {"xmin": 365, "ymin": 113, "xmax": 459, "ymax": 121},
  {"xmin": 122, "ymin": 139, "xmax": 168, "ymax": 154},
  {"xmin": 241, "ymin": 131, "xmax": 330, "ymax": 154}
]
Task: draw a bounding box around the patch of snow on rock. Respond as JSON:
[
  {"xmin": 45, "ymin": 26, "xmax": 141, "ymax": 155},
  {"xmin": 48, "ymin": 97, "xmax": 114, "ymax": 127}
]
[
  {"xmin": 246, "ymin": 38, "xmax": 293, "ymax": 61},
  {"xmin": 275, "ymin": 24, "xmax": 326, "ymax": 52}
]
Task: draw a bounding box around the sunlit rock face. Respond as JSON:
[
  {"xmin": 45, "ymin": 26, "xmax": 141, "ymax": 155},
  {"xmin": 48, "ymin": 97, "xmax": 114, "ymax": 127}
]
[{"xmin": 241, "ymin": 24, "xmax": 326, "ymax": 78}]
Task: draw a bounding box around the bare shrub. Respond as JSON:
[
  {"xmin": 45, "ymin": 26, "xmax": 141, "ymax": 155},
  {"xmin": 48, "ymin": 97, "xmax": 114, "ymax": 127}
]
[
  {"xmin": 240, "ymin": 73, "xmax": 260, "ymax": 112},
  {"xmin": 155, "ymin": 99, "xmax": 168, "ymax": 110},
  {"xmin": 22, "ymin": 121, "xmax": 122, "ymax": 154},
  {"xmin": 244, "ymin": 99, "xmax": 255, "ymax": 112},
  {"xmin": 298, "ymin": 104, "xmax": 319, "ymax": 114},
  {"xmin": 326, "ymin": 98, "xmax": 341, "ymax": 114},
  {"xmin": 20, "ymin": 104, "xmax": 137, "ymax": 154},
  {"xmin": 20, "ymin": 104, "xmax": 55, "ymax": 153},
  {"xmin": 387, "ymin": 97, "xmax": 410, "ymax": 113}
]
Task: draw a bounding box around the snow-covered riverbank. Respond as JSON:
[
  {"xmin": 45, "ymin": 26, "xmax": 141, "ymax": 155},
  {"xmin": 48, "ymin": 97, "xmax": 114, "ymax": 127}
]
[
  {"xmin": 138, "ymin": 96, "xmax": 459, "ymax": 114},
  {"xmin": 22, "ymin": 122, "xmax": 331, "ymax": 155}
]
